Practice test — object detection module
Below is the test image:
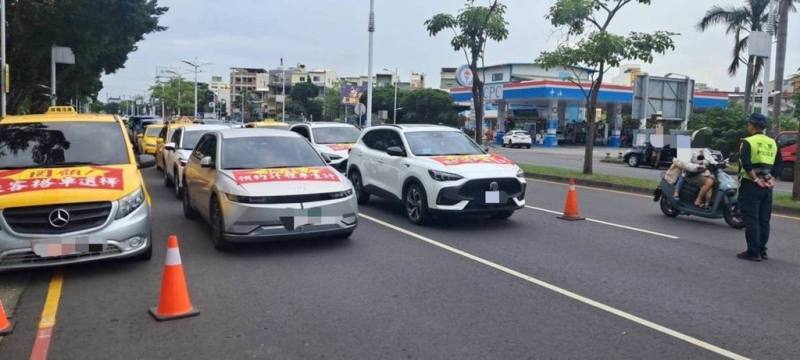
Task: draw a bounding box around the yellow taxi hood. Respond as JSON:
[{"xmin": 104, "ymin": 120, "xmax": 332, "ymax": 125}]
[{"xmin": 0, "ymin": 165, "xmax": 142, "ymax": 208}]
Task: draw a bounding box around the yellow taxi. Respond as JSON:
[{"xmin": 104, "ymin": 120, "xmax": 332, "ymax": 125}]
[
  {"xmin": 138, "ymin": 124, "xmax": 165, "ymax": 155},
  {"xmin": 244, "ymin": 119, "xmax": 290, "ymax": 130},
  {"xmin": 0, "ymin": 106, "xmax": 155, "ymax": 270},
  {"xmin": 155, "ymin": 120, "xmax": 193, "ymax": 171}
]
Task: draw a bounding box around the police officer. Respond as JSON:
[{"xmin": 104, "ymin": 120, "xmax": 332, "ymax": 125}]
[{"xmin": 737, "ymin": 113, "xmax": 782, "ymax": 262}]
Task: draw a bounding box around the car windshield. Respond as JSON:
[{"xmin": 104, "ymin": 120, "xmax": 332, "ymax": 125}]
[
  {"xmin": 222, "ymin": 136, "xmax": 326, "ymax": 170},
  {"xmin": 405, "ymin": 131, "xmax": 485, "ymax": 156},
  {"xmin": 513, "ymin": 131, "xmax": 530, "ymax": 136},
  {"xmin": 181, "ymin": 130, "xmax": 207, "ymax": 149},
  {"xmin": 312, "ymin": 126, "xmax": 361, "ymax": 144},
  {"xmin": 145, "ymin": 127, "xmax": 163, "ymax": 136},
  {"xmin": 0, "ymin": 122, "xmax": 130, "ymax": 168}
]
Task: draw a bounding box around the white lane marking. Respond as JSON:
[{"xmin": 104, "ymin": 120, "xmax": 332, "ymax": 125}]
[
  {"xmin": 358, "ymin": 213, "xmax": 749, "ymax": 360},
  {"xmin": 526, "ymin": 177, "xmax": 800, "ymax": 222},
  {"xmin": 524, "ymin": 206, "xmax": 680, "ymax": 240}
]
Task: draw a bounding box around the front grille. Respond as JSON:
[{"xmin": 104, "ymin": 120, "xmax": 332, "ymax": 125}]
[
  {"xmin": 0, "ymin": 245, "xmax": 122, "ymax": 267},
  {"xmin": 3, "ymin": 202, "xmax": 113, "ymax": 235},
  {"xmin": 232, "ymin": 190, "xmax": 352, "ymax": 204},
  {"xmin": 458, "ymin": 178, "xmax": 523, "ymax": 199}
]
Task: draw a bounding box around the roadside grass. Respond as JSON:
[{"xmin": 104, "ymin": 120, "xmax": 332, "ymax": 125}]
[{"xmin": 519, "ymin": 163, "xmax": 800, "ymax": 211}]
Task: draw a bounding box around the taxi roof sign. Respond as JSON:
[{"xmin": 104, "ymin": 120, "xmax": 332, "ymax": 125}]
[{"xmin": 46, "ymin": 106, "xmax": 78, "ymax": 114}]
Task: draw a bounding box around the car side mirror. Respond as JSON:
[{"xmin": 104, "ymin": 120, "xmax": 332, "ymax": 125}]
[
  {"xmin": 200, "ymin": 156, "xmax": 215, "ymax": 168},
  {"xmin": 164, "ymin": 142, "xmax": 176, "ymax": 151},
  {"xmin": 321, "ymin": 153, "xmax": 333, "ymax": 164},
  {"xmin": 386, "ymin": 146, "xmax": 406, "ymax": 157},
  {"xmin": 137, "ymin": 155, "xmax": 156, "ymax": 169}
]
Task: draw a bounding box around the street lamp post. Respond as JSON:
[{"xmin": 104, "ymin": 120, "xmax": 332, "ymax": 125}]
[
  {"xmin": 384, "ymin": 67, "xmax": 398, "ymax": 124},
  {"xmin": 1, "ymin": 0, "xmax": 6, "ymax": 117},
  {"xmin": 181, "ymin": 59, "xmax": 211, "ymax": 119},
  {"xmin": 365, "ymin": 0, "xmax": 375, "ymax": 127},
  {"xmin": 281, "ymin": 58, "xmax": 286, "ymax": 122}
]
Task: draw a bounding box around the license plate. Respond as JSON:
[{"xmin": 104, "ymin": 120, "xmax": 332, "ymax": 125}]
[
  {"xmin": 485, "ymin": 191, "xmax": 500, "ymax": 204},
  {"xmin": 32, "ymin": 236, "xmax": 105, "ymax": 258}
]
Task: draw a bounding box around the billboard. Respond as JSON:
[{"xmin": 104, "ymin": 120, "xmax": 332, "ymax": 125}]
[{"xmin": 341, "ymin": 84, "xmax": 365, "ymax": 105}]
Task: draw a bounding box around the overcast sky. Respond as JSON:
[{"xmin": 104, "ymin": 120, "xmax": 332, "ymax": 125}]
[{"xmin": 100, "ymin": 0, "xmax": 799, "ymax": 98}]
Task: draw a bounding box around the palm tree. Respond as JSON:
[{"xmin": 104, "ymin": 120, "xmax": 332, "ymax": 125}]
[{"xmin": 697, "ymin": 0, "xmax": 772, "ymax": 114}]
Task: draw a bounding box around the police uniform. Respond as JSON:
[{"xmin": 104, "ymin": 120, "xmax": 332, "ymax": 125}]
[{"xmin": 738, "ymin": 132, "xmax": 782, "ymax": 260}]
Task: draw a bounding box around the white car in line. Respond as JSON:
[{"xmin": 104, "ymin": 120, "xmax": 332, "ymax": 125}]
[
  {"xmin": 347, "ymin": 124, "xmax": 527, "ymax": 225},
  {"xmin": 163, "ymin": 124, "xmax": 230, "ymax": 197},
  {"xmin": 289, "ymin": 122, "xmax": 361, "ymax": 172},
  {"xmin": 502, "ymin": 130, "xmax": 532, "ymax": 148}
]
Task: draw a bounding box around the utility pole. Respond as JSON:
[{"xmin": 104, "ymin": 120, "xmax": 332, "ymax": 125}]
[
  {"xmin": 1, "ymin": 0, "xmax": 6, "ymax": 117},
  {"xmin": 365, "ymin": 0, "xmax": 375, "ymax": 127},
  {"xmin": 281, "ymin": 58, "xmax": 286, "ymax": 122},
  {"xmin": 760, "ymin": 0, "xmax": 776, "ymax": 117}
]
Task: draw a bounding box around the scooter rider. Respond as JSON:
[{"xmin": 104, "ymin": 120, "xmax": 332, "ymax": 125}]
[{"xmin": 737, "ymin": 113, "xmax": 782, "ymax": 262}]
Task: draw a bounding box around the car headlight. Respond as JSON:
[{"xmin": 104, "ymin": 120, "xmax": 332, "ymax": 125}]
[
  {"xmin": 329, "ymin": 189, "xmax": 354, "ymax": 199},
  {"xmin": 179, "ymin": 158, "xmax": 188, "ymax": 166},
  {"xmin": 516, "ymin": 167, "xmax": 525, "ymax": 178},
  {"xmin": 116, "ymin": 187, "xmax": 145, "ymax": 219},
  {"xmin": 428, "ymin": 170, "xmax": 463, "ymax": 182}
]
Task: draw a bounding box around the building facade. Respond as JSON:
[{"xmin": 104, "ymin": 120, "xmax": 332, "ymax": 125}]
[{"xmin": 230, "ymin": 67, "xmax": 268, "ymax": 121}]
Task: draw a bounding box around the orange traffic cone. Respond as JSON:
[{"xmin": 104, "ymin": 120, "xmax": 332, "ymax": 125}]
[
  {"xmin": 149, "ymin": 235, "xmax": 199, "ymax": 321},
  {"xmin": 558, "ymin": 179, "xmax": 585, "ymax": 221},
  {"xmin": 0, "ymin": 298, "xmax": 13, "ymax": 335}
]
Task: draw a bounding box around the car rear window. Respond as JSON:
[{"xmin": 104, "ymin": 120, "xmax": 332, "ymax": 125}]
[
  {"xmin": 0, "ymin": 122, "xmax": 130, "ymax": 168},
  {"xmin": 312, "ymin": 126, "xmax": 361, "ymax": 144},
  {"xmin": 221, "ymin": 136, "xmax": 326, "ymax": 170}
]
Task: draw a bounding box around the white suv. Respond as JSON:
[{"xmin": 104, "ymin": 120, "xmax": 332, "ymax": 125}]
[
  {"xmin": 290, "ymin": 122, "xmax": 362, "ymax": 172},
  {"xmin": 347, "ymin": 124, "xmax": 526, "ymax": 224}
]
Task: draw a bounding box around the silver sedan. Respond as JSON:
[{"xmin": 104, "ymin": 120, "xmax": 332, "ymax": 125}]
[{"xmin": 181, "ymin": 128, "xmax": 358, "ymax": 250}]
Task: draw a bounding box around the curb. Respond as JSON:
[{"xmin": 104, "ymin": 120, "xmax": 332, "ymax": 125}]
[
  {"xmin": 0, "ymin": 273, "xmax": 29, "ymax": 342},
  {"xmin": 524, "ymin": 172, "xmax": 800, "ymax": 217}
]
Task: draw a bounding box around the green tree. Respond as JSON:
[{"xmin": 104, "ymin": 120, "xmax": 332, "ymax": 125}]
[
  {"xmin": 689, "ymin": 105, "xmax": 748, "ymax": 159},
  {"xmin": 6, "ymin": 0, "xmax": 167, "ymax": 114},
  {"xmin": 536, "ymin": 0, "xmax": 676, "ymax": 174},
  {"xmin": 360, "ymin": 86, "xmax": 408, "ymax": 123},
  {"xmin": 150, "ymin": 78, "xmax": 211, "ymax": 117},
  {"xmin": 793, "ymin": 92, "xmax": 800, "ymax": 119},
  {"xmin": 288, "ymin": 80, "xmax": 321, "ymax": 119},
  {"xmin": 425, "ymin": 0, "xmax": 509, "ymax": 143},
  {"xmin": 401, "ymin": 89, "xmax": 458, "ymax": 126},
  {"xmin": 88, "ymin": 101, "xmax": 104, "ymax": 113},
  {"xmin": 696, "ymin": 0, "xmax": 784, "ymax": 114},
  {"xmin": 323, "ymin": 87, "xmax": 342, "ymax": 121}
]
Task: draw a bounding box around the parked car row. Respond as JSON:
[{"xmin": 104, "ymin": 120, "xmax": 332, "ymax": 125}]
[{"xmin": 0, "ymin": 107, "xmax": 529, "ymax": 270}]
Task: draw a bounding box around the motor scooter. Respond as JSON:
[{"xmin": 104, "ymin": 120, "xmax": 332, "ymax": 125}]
[{"xmin": 653, "ymin": 160, "xmax": 745, "ymax": 229}]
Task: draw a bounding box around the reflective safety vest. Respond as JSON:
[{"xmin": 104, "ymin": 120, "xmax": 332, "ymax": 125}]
[{"xmin": 740, "ymin": 133, "xmax": 777, "ymax": 181}]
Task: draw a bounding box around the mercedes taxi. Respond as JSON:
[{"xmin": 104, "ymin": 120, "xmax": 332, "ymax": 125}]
[
  {"xmin": 181, "ymin": 128, "xmax": 357, "ymax": 250},
  {"xmin": 0, "ymin": 107, "xmax": 155, "ymax": 270}
]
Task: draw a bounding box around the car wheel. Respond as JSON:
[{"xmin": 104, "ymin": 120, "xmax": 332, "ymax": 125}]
[
  {"xmin": 404, "ymin": 182, "xmax": 431, "ymax": 225},
  {"xmin": 780, "ymin": 163, "xmax": 794, "ymax": 182},
  {"xmin": 526, "ymin": 144, "xmax": 532, "ymax": 149},
  {"xmin": 724, "ymin": 203, "xmax": 746, "ymax": 230},
  {"xmin": 491, "ymin": 210, "xmax": 514, "ymax": 220},
  {"xmin": 210, "ymin": 198, "xmax": 233, "ymax": 251},
  {"xmin": 163, "ymin": 167, "xmax": 174, "ymax": 187},
  {"xmin": 627, "ymin": 155, "xmax": 640, "ymax": 168},
  {"xmin": 182, "ymin": 178, "xmax": 199, "ymax": 220},
  {"xmin": 130, "ymin": 234, "xmax": 153, "ymax": 261},
  {"xmin": 348, "ymin": 170, "xmax": 370, "ymax": 205},
  {"xmin": 659, "ymin": 197, "xmax": 680, "ymax": 218},
  {"xmin": 501, "ymin": 141, "xmax": 507, "ymax": 148}
]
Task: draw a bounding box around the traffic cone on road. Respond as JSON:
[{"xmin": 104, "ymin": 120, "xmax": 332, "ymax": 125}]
[
  {"xmin": 149, "ymin": 235, "xmax": 199, "ymax": 321},
  {"xmin": 0, "ymin": 298, "xmax": 13, "ymax": 335},
  {"xmin": 558, "ymin": 179, "xmax": 585, "ymax": 221}
]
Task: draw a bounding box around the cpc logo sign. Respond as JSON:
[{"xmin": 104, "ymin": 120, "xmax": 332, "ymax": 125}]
[{"xmin": 456, "ymin": 65, "xmax": 473, "ymax": 87}]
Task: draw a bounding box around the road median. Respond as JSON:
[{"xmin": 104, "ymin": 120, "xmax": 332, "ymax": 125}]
[{"xmin": 520, "ymin": 164, "xmax": 800, "ymax": 217}]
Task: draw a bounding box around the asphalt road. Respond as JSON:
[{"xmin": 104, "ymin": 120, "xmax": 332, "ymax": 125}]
[
  {"xmin": 494, "ymin": 146, "xmax": 795, "ymax": 194},
  {"xmin": 1, "ymin": 168, "xmax": 799, "ymax": 359}
]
